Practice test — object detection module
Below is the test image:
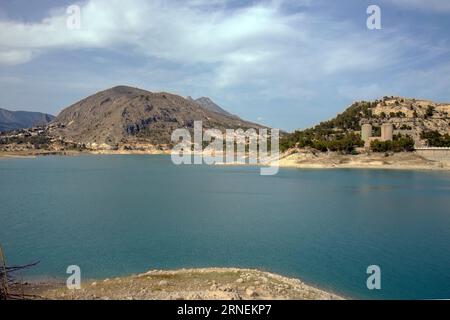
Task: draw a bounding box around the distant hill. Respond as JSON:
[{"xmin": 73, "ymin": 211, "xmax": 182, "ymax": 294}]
[
  {"xmin": 0, "ymin": 108, "xmax": 54, "ymax": 132},
  {"xmin": 188, "ymin": 96, "xmax": 237, "ymax": 118},
  {"xmin": 52, "ymin": 86, "xmax": 265, "ymax": 146},
  {"xmin": 281, "ymin": 96, "xmax": 450, "ymax": 152}
]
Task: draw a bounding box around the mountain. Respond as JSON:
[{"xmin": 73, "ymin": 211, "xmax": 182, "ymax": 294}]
[
  {"xmin": 187, "ymin": 96, "xmax": 237, "ymax": 118},
  {"xmin": 52, "ymin": 86, "xmax": 265, "ymax": 146},
  {"xmin": 281, "ymin": 96, "xmax": 450, "ymax": 151},
  {"xmin": 0, "ymin": 108, "xmax": 54, "ymax": 132}
]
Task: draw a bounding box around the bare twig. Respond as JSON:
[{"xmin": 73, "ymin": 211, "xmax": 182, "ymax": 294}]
[{"xmin": 0, "ymin": 245, "xmax": 40, "ymax": 300}]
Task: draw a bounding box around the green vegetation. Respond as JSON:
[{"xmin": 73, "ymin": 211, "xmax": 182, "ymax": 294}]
[
  {"xmin": 370, "ymin": 134, "xmax": 415, "ymax": 152},
  {"xmin": 373, "ymin": 126, "xmax": 381, "ymax": 136},
  {"xmin": 399, "ymin": 124, "xmax": 412, "ymax": 130},
  {"xmin": 280, "ymin": 130, "xmax": 363, "ymax": 153},
  {"xmin": 420, "ymin": 130, "xmax": 450, "ymax": 147},
  {"xmin": 309, "ymin": 101, "xmax": 376, "ymax": 132},
  {"xmin": 280, "ymin": 101, "xmax": 374, "ymax": 153},
  {"xmin": 281, "ymin": 98, "xmax": 446, "ymax": 154},
  {"xmin": 279, "ymin": 100, "xmax": 401, "ymax": 153},
  {"xmin": 425, "ymin": 105, "xmax": 435, "ymax": 118}
]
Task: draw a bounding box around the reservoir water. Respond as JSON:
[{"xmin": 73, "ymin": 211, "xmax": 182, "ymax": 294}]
[{"xmin": 1, "ymin": 155, "xmax": 449, "ymax": 299}]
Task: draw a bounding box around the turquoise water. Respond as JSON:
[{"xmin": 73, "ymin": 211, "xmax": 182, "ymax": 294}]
[{"xmin": 1, "ymin": 155, "xmax": 450, "ymax": 299}]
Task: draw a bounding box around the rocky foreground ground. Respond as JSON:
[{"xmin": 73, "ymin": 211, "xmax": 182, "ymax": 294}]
[{"xmin": 21, "ymin": 268, "xmax": 343, "ymax": 300}]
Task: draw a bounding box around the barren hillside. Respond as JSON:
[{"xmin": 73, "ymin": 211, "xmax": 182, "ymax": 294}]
[{"xmin": 52, "ymin": 86, "xmax": 265, "ymax": 146}]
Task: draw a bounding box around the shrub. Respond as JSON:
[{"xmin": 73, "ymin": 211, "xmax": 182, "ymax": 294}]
[
  {"xmin": 420, "ymin": 130, "xmax": 450, "ymax": 147},
  {"xmin": 425, "ymin": 106, "xmax": 435, "ymax": 118},
  {"xmin": 370, "ymin": 134, "xmax": 415, "ymax": 152}
]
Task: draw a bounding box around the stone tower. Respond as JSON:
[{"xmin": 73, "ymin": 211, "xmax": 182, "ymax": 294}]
[
  {"xmin": 381, "ymin": 123, "xmax": 393, "ymax": 141},
  {"xmin": 361, "ymin": 124, "xmax": 372, "ymax": 142}
]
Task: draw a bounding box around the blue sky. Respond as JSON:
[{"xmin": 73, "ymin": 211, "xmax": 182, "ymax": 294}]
[{"xmin": 0, "ymin": 0, "xmax": 449, "ymax": 131}]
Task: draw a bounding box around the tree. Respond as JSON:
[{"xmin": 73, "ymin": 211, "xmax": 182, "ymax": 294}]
[
  {"xmin": 370, "ymin": 134, "xmax": 415, "ymax": 152},
  {"xmin": 420, "ymin": 130, "xmax": 450, "ymax": 147},
  {"xmin": 425, "ymin": 105, "xmax": 435, "ymax": 118}
]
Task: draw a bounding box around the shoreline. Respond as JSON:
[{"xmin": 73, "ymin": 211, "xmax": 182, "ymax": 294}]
[
  {"xmin": 276, "ymin": 151, "xmax": 450, "ymax": 171},
  {"xmin": 18, "ymin": 268, "xmax": 344, "ymax": 300},
  {"xmin": 1, "ymin": 149, "xmax": 449, "ymax": 172}
]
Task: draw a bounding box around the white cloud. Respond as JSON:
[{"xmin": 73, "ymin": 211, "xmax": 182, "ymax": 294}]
[
  {"xmin": 0, "ymin": 0, "xmax": 415, "ymax": 74},
  {"xmin": 0, "ymin": 0, "xmax": 293, "ymax": 63},
  {"xmin": 0, "ymin": 0, "xmax": 447, "ymax": 120},
  {"xmin": 0, "ymin": 49, "xmax": 34, "ymax": 65}
]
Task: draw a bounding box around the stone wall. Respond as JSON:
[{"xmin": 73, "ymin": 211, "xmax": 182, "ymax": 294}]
[{"xmin": 415, "ymin": 148, "xmax": 450, "ymax": 162}]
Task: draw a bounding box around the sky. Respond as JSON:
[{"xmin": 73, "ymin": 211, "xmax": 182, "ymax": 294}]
[{"xmin": 0, "ymin": 0, "xmax": 449, "ymax": 131}]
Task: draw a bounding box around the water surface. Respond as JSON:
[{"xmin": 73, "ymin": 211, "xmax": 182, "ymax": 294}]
[{"xmin": 1, "ymin": 155, "xmax": 449, "ymax": 299}]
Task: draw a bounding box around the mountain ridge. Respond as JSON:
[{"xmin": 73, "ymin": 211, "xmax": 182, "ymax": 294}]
[
  {"xmin": 0, "ymin": 108, "xmax": 55, "ymax": 132},
  {"xmin": 52, "ymin": 85, "xmax": 266, "ymax": 146},
  {"xmin": 187, "ymin": 96, "xmax": 237, "ymax": 118}
]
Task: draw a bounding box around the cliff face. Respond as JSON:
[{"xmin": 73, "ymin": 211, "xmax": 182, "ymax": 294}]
[{"xmin": 52, "ymin": 86, "xmax": 264, "ymax": 145}]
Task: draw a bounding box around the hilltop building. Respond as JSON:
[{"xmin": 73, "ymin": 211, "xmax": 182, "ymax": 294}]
[{"xmin": 361, "ymin": 123, "xmax": 394, "ymax": 148}]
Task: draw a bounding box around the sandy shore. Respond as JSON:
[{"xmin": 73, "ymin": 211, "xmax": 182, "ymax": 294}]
[
  {"xmin": 17, "ymin": 268, "xmax": 343, "ymax": 300},
  {"xmin": 276, "ymin": 151, "xmax": 450, "ymax": 171}
]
